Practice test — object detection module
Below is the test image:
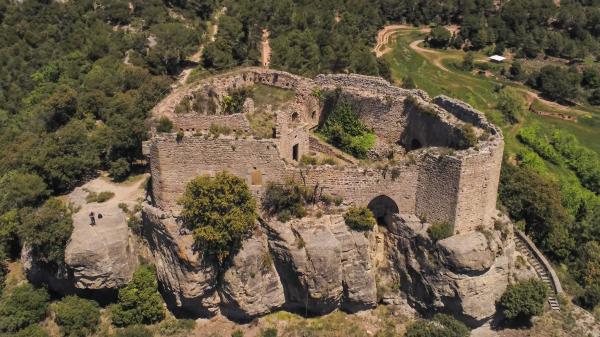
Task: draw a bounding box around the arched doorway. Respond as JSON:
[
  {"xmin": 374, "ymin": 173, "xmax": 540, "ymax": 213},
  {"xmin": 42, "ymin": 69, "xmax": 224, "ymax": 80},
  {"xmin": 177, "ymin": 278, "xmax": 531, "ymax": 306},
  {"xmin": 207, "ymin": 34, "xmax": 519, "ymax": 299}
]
[{"xmin": 367, "ymin": 195, "xmax": 399, "ymax": 226}]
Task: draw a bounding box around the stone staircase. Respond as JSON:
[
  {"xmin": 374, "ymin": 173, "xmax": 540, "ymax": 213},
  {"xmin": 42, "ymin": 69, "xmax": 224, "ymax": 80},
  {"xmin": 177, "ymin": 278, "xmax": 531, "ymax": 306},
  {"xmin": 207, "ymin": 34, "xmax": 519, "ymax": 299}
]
[{"xmin": 514, "ymin": 231, "xmax": 561, "ymax": 311}]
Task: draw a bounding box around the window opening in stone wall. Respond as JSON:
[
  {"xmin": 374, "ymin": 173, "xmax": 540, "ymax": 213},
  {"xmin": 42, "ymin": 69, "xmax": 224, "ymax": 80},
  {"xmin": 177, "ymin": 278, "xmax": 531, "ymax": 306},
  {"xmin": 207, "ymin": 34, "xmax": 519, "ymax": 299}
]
[
  {"xmin": 311, "ymin": 111, "xmax": 316, "ymax": 119},
  {"xmin": 250, "ymin": 169, "xmax": 262, "ymax": 185},
  {"xmin": 292, "ymin": 112, "xmax": 299, "ymax": 122},
  {"xmin": 292, "ymin": 144, "xmax": 299, "ymax": 161},
  {"xmin": 272, "ymin": 127, "xmax": 277, "ymax": 138}
]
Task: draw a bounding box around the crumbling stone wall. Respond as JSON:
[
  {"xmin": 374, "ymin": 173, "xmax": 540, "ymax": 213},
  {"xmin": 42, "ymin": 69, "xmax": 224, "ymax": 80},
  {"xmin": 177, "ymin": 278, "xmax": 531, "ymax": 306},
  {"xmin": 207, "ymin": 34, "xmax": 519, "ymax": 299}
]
[{"xmin": 146, "ymin": 68, "xmax": 504, "ymax": 234}]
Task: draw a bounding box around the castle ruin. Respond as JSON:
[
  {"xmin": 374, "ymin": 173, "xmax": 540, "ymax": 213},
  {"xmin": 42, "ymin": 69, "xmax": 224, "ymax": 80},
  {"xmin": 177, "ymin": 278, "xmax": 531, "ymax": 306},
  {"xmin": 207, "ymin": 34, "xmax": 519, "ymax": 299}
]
[{"xmin": 145, "ymin": 67, "xmax": 504, "ymax": 234}]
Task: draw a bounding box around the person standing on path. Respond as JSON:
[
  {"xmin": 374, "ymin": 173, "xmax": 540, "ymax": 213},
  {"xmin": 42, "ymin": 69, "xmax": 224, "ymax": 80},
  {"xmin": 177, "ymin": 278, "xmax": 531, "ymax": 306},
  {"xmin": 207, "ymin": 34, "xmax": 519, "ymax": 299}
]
[{"xmin": 89, "ymin": 211, "xmax": 96, "ymax": 226}]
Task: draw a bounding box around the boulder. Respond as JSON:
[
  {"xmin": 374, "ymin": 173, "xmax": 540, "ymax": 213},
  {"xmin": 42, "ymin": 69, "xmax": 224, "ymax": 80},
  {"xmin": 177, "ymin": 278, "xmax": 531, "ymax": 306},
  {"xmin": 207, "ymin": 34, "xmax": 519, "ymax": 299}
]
[
  {"xmin": 65, "ymin": 200, "xmax": 138, "ymax": 290},
  {"xmin": 220, "ymin": 232, "xmax": 286, "ymax": 320},
  {"xmin": 438, "ymin": 231, "xmax": 495, "ymax": 274}
]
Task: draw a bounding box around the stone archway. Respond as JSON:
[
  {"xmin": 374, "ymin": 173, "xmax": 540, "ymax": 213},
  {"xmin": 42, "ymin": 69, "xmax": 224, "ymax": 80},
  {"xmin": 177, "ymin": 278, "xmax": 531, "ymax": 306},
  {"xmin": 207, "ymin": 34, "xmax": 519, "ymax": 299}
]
[{"xmin": 367, "ymin": 195, "xmax": 399, "ymax": 226}]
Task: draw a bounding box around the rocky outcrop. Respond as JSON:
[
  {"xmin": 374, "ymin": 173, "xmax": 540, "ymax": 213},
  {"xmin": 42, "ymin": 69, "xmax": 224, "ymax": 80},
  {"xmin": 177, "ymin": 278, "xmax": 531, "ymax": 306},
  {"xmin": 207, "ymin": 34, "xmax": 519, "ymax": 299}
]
[
  {"xmin": 383, "ymin": 214, "xmax": 513, "ymax": 326},
  {"xmin": 143, "ymin": 205, "xmax": 377, "ymax": 320},
  {"xmin": 142, "ymin": 205, "xmax": 220, "ymax": 316},
  {"xmin": 142, "ymin": 203, "xmax": 515, "ymax": 326}
]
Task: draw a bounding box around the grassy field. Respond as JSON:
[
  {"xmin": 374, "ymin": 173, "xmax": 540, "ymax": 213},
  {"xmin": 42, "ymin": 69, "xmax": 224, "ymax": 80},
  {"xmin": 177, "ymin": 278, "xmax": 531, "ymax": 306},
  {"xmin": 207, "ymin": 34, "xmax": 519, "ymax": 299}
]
[{"xmin": 383, "ymin": 29, "xmax": 600, "ymax": 157}]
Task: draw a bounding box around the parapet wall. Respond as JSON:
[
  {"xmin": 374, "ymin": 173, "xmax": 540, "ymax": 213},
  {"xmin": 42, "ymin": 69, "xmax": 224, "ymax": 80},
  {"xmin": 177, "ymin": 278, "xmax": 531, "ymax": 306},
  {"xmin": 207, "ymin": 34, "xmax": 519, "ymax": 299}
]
[{"xmin": 147, "ymin": 68, "xmax": 504, "ymax": 234}]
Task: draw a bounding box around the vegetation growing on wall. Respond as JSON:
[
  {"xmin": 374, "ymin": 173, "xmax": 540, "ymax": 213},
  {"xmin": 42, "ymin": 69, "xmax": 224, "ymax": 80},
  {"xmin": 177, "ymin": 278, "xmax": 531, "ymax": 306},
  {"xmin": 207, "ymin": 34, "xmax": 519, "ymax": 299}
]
[
  {"xmin": 179, "ymin": 172, "xmax": 257, "ymax": 263},
  {"xmin": 318, "ymin": 91, "xmax": 375, "ymax": 159}
]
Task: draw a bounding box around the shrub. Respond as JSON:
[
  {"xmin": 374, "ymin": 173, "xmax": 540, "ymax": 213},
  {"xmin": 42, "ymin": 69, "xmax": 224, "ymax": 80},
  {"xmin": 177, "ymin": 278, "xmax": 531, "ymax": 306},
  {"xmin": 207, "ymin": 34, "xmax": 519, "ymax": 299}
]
[
  {"xmin": 176, "ymin": 130, "xmax": 184, "ymax": 142},
  {"xmin": 115, "ymin": 325, "xmax": 154, "ymax": 337},
  {"xmin": 427, "ymin": 222, "xmax": 453, "ymax": 242},
  {"xmin": 0, "ymin": 171, "xmax": 49, "ymax": 213},
  {"xmin": 262, "ymin": 180, "xmax": 308, "ymax": 222},
  {"xmin": 86, "ymin": 191, "xmax": 115, "ymax": 203},
  {"xmin": 458, "ymin": 123, "xmax": 477, "ymax": 148},
  {"xmin": 156, "ymin": 116, "xmax": 173, "ymax": 133},
  {"xmin": 109, "ymin": 159, "xmax": 131, "ymax": 181},
  {"xmin": 0, "ymin": 283, "xmax": 49, "ymax": 333},
  {"xmin": 221, "ymin": 88, "xmax": 251, "ymax": 114},
  {"xmin": 344, "ymin": 207, "xmax": 376, "ymax": 231},
  {"xmin": 209, "ymin": 123, "xmax": 232, "ymax": 137},
  {"xmin": 405, "ymin": 314, "xmax": 469, "ymax": 337},
  {"xmin": 320, "ymin": 157, "xmax": 337, "ymax": 165},
  {"xmin": 318, "ymin": 97, "xmax": 375, "ymax": 159},
  {"xmin": 497, "ymin": 87, "xmax": 526, "ymax": 124},
  {"xmin": 13, "ymin": 324, "xmax": 50, "ymax": 337},
  {"xmin": 462, "ymin": 52, "xmax": 475, "ymax": 71},
  {"xmin": 232, "ymin": 329, "xmax": 244, "ymax": 337},
  {"xmin": 54, "ymin": 296, "xmax": 100, "ymax": 337},
  {"xmin": 179, "ymin": 172, "xmax": 257, "ymax": 263},
  {"xmin": 261, "ymin": 328, "xmax": 278, "ymax": 337},
  {"xmin": 19, "ymin": 198, "xmax": 73, "ymax": 265},
  {"xmin": 300, "ymin": 155, "xmax": 318, "ymax": 166},
  {"xmin": 157, "ymin": 318, "xmax": 195, "ymax": 336},
  {"xmin": 111, "ymin": 265, "xmax": 164, "ymax": 327},
  {"xmin": 580, "ymin": 283, "xmax": 600, "ymax": 310},
  {"xmin": 499, "ymin": 279, "xmax": 547, "ymax": 321}
]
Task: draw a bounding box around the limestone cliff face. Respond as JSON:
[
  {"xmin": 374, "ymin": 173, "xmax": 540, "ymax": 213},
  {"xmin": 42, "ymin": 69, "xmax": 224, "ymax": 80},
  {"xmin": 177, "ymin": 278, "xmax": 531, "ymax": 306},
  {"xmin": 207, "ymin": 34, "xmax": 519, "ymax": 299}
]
[
  {"xmin": 142, "ymin": 204, "xmax": 515, "ymax": 325},
  {"xmin": 382, "ymin": 214, "xmax": 514, "ymax": 325}
]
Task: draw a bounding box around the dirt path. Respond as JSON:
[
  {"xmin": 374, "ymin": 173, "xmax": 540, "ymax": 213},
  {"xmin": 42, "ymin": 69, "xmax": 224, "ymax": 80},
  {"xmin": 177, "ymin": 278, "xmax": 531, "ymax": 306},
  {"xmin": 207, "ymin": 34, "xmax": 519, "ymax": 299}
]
[
  {"xmin": 409, "ymin": 39, "xmax": 451, "ymax": 72},
  {"xmin": 373, "ymin": 24, "xmax": 429, "ymax": 57},
  {"xmin": 151, "ymin": 7, "xmax": 226, "ymax": 121},
  {"xmin": 176, "ymin": 7, "xmax": 226, "ymax": 87},
  {"xmin": 261, "ymin": 29, "xmax": 271, "ymax": 67}
]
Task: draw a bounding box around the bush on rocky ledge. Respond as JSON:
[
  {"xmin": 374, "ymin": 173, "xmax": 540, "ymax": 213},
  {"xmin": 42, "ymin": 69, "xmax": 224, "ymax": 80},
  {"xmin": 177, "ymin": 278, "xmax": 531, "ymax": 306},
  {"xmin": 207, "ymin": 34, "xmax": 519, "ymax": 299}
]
[
  {"xmin": 427, "ymin": 222, "xmax": 453, "ymax": 242},
  {"xmin": 343, "ymin": 207, "xmax": 376, "ymax": 231}
]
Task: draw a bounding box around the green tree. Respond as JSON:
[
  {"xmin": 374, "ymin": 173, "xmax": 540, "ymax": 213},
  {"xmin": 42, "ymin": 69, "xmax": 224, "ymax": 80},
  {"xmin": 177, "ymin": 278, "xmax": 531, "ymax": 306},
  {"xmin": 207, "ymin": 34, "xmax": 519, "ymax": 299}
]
[
  {"xmin": 344, "ymin": 207, "xmax": 376, "ymax": 231},
  {"xmin": 535, "ymin": 65, "xmax": 580, "ymax": 101},
  {"xmin": 499, "ymin": 279, "xmax": 547, "ymax": 321},
  {"xmin": 18, "ymin": 198, "xmax": 73, "ymax": 266},
  {"xmin": 178, "ymin": 172, "xmax": 257, "ymax": 263},
  {"xmin": 111, "ymin": 266, "xmax": 164, "ymax": 327},
  {"xmin": 497, "ymin": 87, "xmax": 526, "ymax": 124},
  {"xmin": 405, "ymin": 314, "xmax": 469, "ymax": 337},
  {"xmin": 109, "ymin": 158, "xmax": 131, "ymax": 182},
  {"xmin": 428, "ymin": 26, "xmax": 452, "ymax": 48},
  {"xmin": 462, "ymin": 52, "xmax": 475, "ymax": 71},
  {"xmin": 54, "ymin": 296, "xmax": 101, "ymax": 337},
  {"xmin": 0, "ymin": 283, "xmax": 49, "ymax": 333},
  {"xmin": 0, "ymin": 171, "xmax": 49, "ymax": 213}
]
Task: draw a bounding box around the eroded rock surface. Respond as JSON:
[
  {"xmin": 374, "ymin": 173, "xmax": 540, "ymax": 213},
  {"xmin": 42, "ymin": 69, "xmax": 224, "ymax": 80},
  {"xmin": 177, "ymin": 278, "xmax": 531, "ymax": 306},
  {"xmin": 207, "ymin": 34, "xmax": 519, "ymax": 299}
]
[
  {"xmin": 383, "ymin": 215, "xmax": 513, "ymax": 325},
  {"xmin": 23, "ymin": 175, "xmax": 144, "ymax": 297},
  {"xmin": 142, "ymin": 205, "xmax": 515, "ymax": 326}
]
